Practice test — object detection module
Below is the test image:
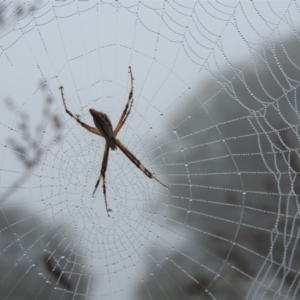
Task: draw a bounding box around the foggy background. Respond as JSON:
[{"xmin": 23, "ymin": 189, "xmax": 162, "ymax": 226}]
[{"xmin": 0, "ymin": 1, "xmax": 300, "ymax": 299}]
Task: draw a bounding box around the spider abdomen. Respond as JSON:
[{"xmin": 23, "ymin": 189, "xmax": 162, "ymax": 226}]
[{"xmin": 89, "ymin": 108, "xmax": 117, "ymax": 150}]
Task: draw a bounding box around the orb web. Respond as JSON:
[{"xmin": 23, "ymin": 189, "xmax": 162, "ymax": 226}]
[{"xmin": 0, "ymin": 1, "xmax": 299, "ymax": 299}]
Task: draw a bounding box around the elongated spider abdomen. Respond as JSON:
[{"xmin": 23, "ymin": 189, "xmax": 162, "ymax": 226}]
[{"xmin": 89, "ymin": 108, "xmax": 117, "ymax": 150}]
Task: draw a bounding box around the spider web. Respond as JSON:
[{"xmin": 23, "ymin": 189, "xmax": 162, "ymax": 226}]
[{"xmin": 0, "ymin": 0, "xmax": 300, "ymax": 299}]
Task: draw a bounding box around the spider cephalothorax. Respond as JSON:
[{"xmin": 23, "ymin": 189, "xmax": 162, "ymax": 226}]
[{"xmin": 59, "ymin": 67, "xmax": 168, "ymax": 216}]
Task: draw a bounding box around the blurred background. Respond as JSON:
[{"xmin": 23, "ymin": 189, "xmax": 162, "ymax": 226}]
[{"xmin": 0, "ymin": 1, "xmax": 300, "ymax": 299}]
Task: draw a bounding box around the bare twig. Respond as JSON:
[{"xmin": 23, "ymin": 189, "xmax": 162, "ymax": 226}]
[{"xmin": 0, "ymin": 83, "xmax": 62, "ymax": 204}]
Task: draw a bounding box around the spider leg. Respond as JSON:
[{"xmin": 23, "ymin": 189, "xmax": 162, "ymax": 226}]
[
  {"xmin": 59, "ymin": 86, "xmax": 103, "ymax": 137},
  {"xmin": 113, "ymin": 66, "xmax": 134, "ymax": 136},
  {"xmin": 116, "ymin": 139, "xmax": 168, "ymax": 189},
  {"xmin": 92, "ymin": 143, "xmax": 111, "ymax": 216}
]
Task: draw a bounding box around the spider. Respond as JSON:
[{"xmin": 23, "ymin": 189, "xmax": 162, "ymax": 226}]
[{"xmin": 59, "ymin": 66, "xmax": 168, "ymax": 216}]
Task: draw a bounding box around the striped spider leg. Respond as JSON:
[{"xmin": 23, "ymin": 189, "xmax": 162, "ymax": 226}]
[{"xmin": 59, "ymin": 66, "xmax": 168, "ymax": 217}]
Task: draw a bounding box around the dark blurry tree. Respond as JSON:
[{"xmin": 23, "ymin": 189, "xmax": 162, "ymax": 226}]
[
  {"xmin": 0, "ymin": 81, "xmax": 89, "ymax": 299},
  {"xmin": 135, "ymin": 33, "xmax": 300, "ymax": 300}
]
